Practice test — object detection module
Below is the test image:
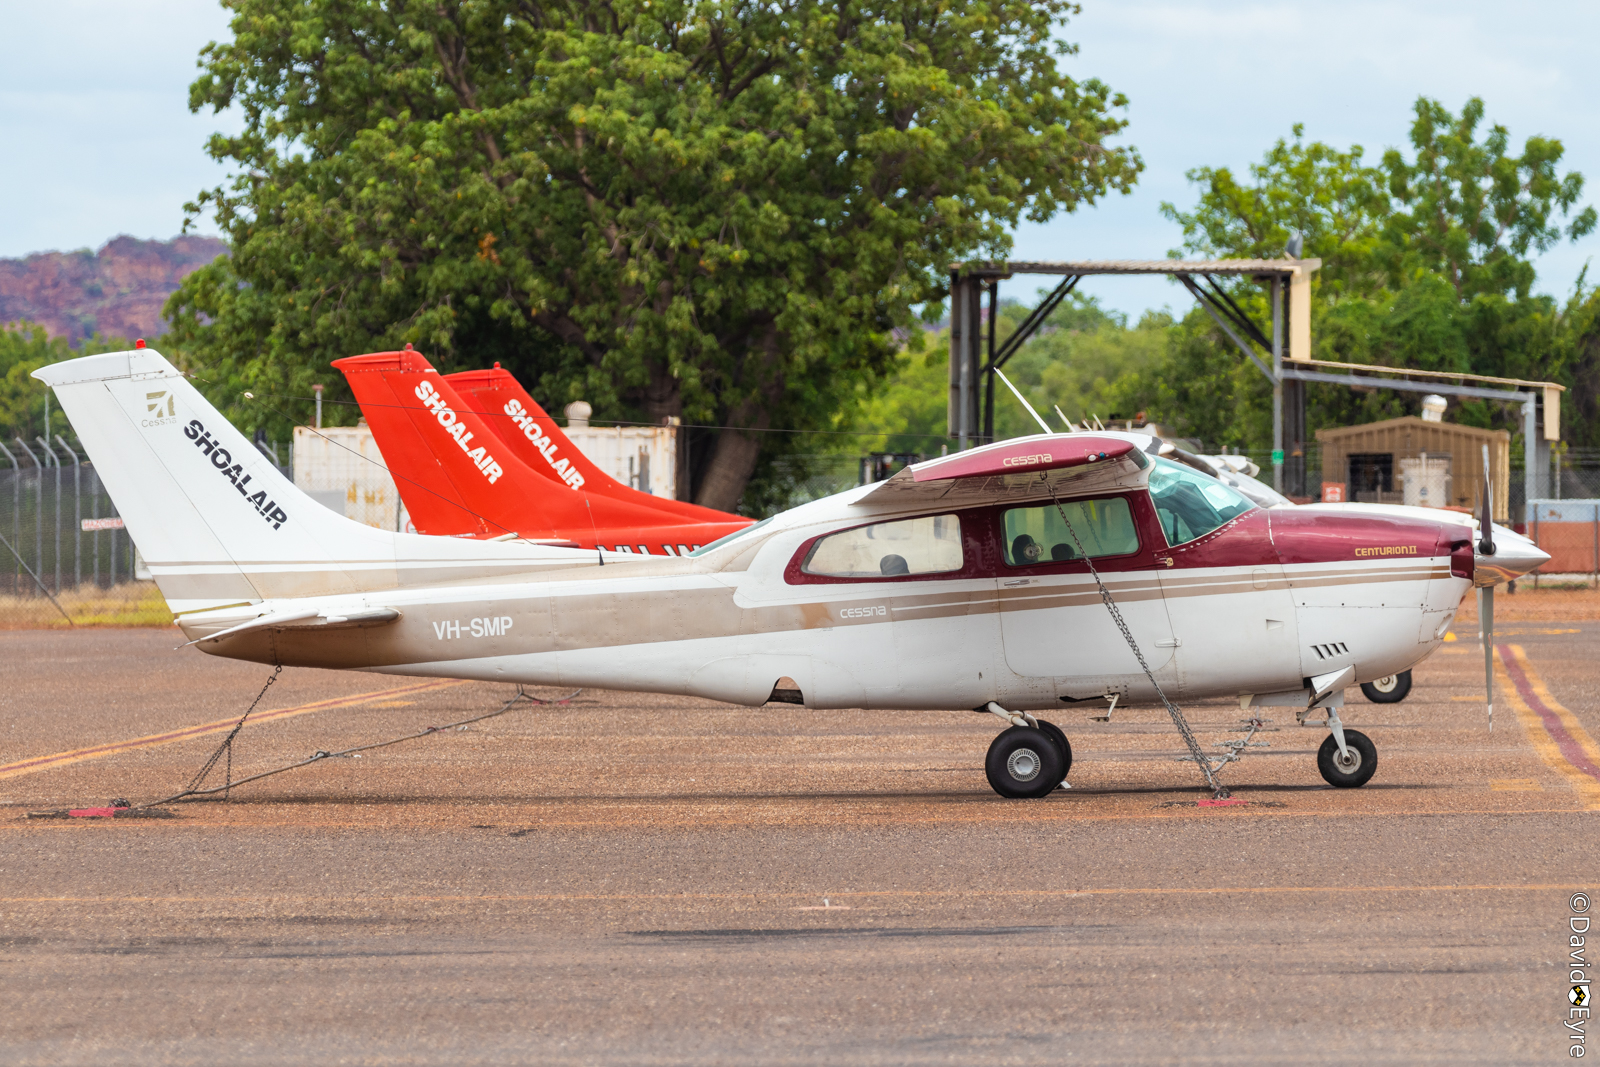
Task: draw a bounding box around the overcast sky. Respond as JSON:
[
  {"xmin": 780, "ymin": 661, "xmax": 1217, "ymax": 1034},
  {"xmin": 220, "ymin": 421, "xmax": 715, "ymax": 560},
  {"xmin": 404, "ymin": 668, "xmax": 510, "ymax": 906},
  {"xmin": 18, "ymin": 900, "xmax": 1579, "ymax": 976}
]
[{"xmin": 2, "ymin": 0, "xmax": 1596, "ymax": 319}]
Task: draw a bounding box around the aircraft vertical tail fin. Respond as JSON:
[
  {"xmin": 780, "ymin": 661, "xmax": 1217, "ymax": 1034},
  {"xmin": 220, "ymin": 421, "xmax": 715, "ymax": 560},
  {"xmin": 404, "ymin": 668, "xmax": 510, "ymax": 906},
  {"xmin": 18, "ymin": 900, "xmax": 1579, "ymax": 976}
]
[
  {"xmin": 331, "ymin": 349, "xmax": 503, "ymax": 538},
  {"xmin": 33, "ymin": 348, "xmax": 579, "ymax": 613},
  {"xmin": 334, "ymin": 349, "xmax": 603, "ymax": 538},
  {"xmin": 445, "ymin": 364, "xmax": 739, "ymax": 524}
]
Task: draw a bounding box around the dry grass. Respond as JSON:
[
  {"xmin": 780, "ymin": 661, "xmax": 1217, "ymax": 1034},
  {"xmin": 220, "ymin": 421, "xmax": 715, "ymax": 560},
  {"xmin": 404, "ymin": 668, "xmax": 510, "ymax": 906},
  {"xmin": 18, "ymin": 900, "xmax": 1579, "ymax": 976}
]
[{"xmin": 0, "ymin": 582, "xmax": 174, "ymax": 629}]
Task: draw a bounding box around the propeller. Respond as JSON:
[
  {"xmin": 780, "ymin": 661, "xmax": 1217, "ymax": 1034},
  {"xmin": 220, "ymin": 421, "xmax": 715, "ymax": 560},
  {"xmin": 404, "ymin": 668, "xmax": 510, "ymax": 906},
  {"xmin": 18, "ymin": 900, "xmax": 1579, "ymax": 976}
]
[{"xmin": 1479, "ymin": 444, "xmax": 1496, "ymax": 731}]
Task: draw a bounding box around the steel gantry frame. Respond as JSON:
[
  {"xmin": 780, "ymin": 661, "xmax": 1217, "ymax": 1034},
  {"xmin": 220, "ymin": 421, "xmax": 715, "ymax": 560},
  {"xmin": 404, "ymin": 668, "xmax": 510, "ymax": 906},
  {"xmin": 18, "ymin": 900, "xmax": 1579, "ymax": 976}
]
[{"xmin": 948, "ymin": 259, "xmax": 1564, "ymax": 511}]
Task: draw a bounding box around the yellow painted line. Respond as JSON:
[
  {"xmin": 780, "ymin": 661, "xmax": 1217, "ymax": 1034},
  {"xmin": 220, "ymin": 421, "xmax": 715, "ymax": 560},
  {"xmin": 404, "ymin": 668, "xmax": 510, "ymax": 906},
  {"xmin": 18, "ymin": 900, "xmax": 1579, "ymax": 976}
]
[
  {"xmin": 0, "ymin": 679, "xmax": 467, "ymax": 780},
  {"xmin": 1495, "ymin": 645, "xmax": 1600, "ymax": 809},
  {"xmin": 0, "ymin": 883, "xmax": 1586, "ymax": 907}
]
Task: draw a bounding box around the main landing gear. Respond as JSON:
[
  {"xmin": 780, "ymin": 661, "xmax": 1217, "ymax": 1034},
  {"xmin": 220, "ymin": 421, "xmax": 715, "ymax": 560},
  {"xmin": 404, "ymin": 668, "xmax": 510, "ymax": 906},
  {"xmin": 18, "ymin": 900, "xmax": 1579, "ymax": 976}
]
[{"xmin": 979, "ymin": 702, "xmax": 1073, "ymax": 798}]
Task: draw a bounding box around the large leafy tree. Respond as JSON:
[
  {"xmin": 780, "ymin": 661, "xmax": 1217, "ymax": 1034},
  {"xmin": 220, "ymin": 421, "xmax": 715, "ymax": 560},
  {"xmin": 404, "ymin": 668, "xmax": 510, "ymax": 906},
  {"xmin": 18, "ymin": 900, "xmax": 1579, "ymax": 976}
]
[{"xmin": 167, "ymin": 0, "xmax": 1140, "ymax": 510}]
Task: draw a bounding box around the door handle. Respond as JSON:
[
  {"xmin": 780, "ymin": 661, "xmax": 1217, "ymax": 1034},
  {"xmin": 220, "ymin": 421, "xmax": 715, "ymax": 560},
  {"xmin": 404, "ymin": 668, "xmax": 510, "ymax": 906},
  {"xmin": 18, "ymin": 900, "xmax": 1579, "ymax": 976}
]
[{"xmin": 1002, "ymin": 579, "xmax": 1034, "ymax": 587}]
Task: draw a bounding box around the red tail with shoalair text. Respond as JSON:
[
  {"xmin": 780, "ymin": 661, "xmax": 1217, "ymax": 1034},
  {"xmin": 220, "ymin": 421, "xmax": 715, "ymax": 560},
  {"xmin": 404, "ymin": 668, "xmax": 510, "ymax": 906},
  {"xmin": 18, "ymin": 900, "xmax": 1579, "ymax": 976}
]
[
  {"xmin": 444, "ymin": 362, "xmax": 738, "ymax": 525},
  {"xmin": 332, "ymin": 347, "xmax": 752, "ymax": 556}
]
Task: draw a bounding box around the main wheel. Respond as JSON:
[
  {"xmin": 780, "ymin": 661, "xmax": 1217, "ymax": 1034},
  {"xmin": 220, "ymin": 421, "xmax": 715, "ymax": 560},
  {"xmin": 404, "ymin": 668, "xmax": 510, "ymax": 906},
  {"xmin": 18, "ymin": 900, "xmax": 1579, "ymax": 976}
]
[
  {"xmin": 1317, "ymin": 730, "xmax": 1378, "ymax": 788},
  {"xmin": 985, "ymin": 726, "xmax": 1066, "ymax": 799},
  {"xmin": 1035, "ymin": 719, "xmax": 1074, "ymax": 784},
  {"xmin": 1360, "ymin": 670, "xmax": 1412, "ymax": 703}
]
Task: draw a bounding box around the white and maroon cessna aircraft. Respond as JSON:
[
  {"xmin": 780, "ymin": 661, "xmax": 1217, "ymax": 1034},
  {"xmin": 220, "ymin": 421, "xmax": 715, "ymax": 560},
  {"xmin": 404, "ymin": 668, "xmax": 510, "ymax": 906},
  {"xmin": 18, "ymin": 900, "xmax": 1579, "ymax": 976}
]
[{"xmin": 34, "ymin": 348, "xmax": 1548, "ymax": 798}]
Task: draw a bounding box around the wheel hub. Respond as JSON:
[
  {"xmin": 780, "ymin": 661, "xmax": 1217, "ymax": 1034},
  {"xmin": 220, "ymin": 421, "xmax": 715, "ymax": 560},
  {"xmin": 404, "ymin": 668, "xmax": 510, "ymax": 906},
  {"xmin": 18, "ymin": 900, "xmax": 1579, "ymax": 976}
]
[
  {"xmin": 1007, "ymin": 747, "xmax": 1041, "ymax": 782},
  {"xmin": 1333, "ymin": 746, "xmax": 1362, "ymax": 773},
  {"xmin": 1372, "ymin": 675, "xmax": 1398, "ymax": 693}
]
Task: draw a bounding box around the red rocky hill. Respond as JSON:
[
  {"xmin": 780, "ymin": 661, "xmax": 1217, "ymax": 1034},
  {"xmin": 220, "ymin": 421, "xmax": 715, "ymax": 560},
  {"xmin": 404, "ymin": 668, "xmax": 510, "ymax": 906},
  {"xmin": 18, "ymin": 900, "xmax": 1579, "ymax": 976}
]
[{"xmin": 0, "ymin": 235, "xmax": 227, "ymax": 345}]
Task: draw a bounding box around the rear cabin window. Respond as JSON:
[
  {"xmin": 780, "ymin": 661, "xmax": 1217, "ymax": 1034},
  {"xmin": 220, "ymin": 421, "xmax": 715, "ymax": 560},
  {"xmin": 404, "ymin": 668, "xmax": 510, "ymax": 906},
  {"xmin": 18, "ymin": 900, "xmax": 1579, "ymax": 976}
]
[
  {"xmin": 801, "ymin": 514, "xmax": 964, "ymax": 578},
  {"xmin": 1147, "ymin": 455, "xmax": 1256, "ymax": 545},
  {"xmin": 1002, "ymin": 497, "xmax": 1139, "ymax": 566}
]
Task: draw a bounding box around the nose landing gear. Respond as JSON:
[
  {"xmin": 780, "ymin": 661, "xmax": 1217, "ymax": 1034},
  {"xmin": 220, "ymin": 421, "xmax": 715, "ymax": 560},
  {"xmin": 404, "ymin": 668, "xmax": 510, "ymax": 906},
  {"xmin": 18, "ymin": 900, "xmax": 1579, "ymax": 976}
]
[{"xmin": 1317, "ymin": 729, "xmax": 1378, "ymax": 787}]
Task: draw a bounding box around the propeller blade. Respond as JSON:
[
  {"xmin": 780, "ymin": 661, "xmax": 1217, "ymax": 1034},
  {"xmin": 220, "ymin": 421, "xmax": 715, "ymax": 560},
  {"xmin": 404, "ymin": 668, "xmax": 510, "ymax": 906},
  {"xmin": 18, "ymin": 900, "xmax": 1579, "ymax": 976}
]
[
  {"xmin": 1479, "ymin": 443, "xmax": 1496, "ymax": 556},
  {"xmin": 1479, "ymin": 442, "xmax": 1496, "ymax": 730},
  {"xmin": 1483, "ymin": 583, "xmax": 1495, "ymax": 731}
]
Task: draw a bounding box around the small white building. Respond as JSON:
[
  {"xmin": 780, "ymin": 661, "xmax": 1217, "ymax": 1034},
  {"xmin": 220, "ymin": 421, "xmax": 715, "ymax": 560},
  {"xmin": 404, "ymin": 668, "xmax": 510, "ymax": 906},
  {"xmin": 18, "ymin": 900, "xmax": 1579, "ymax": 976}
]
[
  {"xmin": 559, "ymin": 401, "xmax": 679, "ymax": 500},
  {"xmin": 293, "ymin": 404, "xmax": 681, "ymax": 526},
  {"xmin": 292, "ymin": 424, "xmax": 410, "ymax": 531}
]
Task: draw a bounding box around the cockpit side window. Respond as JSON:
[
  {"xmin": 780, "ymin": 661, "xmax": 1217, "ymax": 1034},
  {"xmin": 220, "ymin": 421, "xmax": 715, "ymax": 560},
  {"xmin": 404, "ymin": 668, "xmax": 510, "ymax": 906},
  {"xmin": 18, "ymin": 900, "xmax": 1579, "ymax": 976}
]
[
  {"xmin": 1001, "ymin": 496, "xmax": 1139, "ymax": 566},
  {"xmin": 1146, "ymin": 455, "xmax": 1257, "ymax": 546},
  {"xmin": 800, "ymin": 513, "xmax": 964, "ymax": 578}
]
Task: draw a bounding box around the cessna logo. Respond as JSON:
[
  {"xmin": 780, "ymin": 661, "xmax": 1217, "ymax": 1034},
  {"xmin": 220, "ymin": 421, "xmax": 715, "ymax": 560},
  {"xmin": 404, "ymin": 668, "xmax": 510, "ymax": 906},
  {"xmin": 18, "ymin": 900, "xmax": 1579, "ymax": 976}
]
[
  {"xmin": 413, "ymin": 380, "xmax": 504, "ymax": 484},
  {"xmin": 141, "ymin": 390, "xmax": 178, "ymax": 428},
  {"xmin": 503, "ymin": 398, "xmax": 585, "ymax": 490},
  {"xmin": 182, "ymin": 419, "xmax": 289, "ymax": 530},
  {"xmin": 1002, "ymin": 453, "xmax": 1052, "ymax": 467}
]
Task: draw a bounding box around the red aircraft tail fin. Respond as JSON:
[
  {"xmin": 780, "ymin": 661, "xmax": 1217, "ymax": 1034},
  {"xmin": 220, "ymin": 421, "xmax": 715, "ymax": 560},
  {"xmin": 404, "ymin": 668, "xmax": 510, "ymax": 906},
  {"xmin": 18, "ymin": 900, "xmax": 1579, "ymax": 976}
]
[
  {"xmin": 445, "ymin": 364, "xmax": 740, "ymax": 524},
  {"xmin": 333, "ymin": 348, "xmax": 594, "ymax": 539},
  {"xmin": 331, "ymin": 348, "xmax": 502, "ymax": 538}
]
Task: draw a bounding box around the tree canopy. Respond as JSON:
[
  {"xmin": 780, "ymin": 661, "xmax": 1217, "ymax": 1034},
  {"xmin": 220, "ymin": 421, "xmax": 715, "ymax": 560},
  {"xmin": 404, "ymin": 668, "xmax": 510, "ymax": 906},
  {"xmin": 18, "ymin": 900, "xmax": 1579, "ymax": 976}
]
[
  {"xmin": 167, "ymin": 0, "xmax": 1140, "ymax": 510},
  {"xmin": 1132, "ymin": 95, "xmax": 1597, "ymax": 452}
]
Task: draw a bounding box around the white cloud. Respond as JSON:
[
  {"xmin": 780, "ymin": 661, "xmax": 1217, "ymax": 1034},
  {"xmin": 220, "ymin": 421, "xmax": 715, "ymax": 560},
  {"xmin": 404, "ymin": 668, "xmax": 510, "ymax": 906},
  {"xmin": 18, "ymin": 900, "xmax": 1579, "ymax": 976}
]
[
  {"xmin": 1017, "ymin": 0, "xmax": 1600, "ymax": 315},
  {"xmin": 0, "ymin": 0, "xmax": 1594, "ymax": 319}
]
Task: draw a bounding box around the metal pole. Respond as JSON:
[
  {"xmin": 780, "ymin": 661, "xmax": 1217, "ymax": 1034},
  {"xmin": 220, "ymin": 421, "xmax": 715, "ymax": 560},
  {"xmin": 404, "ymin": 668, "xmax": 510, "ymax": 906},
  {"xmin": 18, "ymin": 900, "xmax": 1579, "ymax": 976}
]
[
  {"xmin": 979, "ymin": 279, "xmax": 992, "ymax": 441},
  {"xmin": 37, "ymin": 436, "xmax": 60, "ymax": 594},
  {"xmin": 1523, "ymin": 396, "xmax": 1537, "ymax": 526},
  {"xmin": 57, "ymin": 435, "xmax": 80, "ymax": 590},
  {"xmin": 1271, "ymin": 278, "xmax": 1284, "ymax": 493},
  {"xmin": 15, "ymin": 437, "xmax": 40, "ymax": 598},
  {"xmin": 91, "ymin": 467, "xmax": 100, "ymax": 589},
  {"xmin": 958, "ymin": 282, "xmax": 972, "ymax": 451},
  {"xmin": 0, "ymin": 440, "xmax": 15, "ymax": 596}
]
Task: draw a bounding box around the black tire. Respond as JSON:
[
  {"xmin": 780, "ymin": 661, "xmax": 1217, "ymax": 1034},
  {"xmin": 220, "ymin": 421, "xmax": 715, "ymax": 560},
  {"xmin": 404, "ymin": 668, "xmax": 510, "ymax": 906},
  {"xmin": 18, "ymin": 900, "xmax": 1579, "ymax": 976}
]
[
  {"xmin": 985, "ymin": 726, "xmax": 1066, "ymax": 799},
  {"xmin": 1035, "ymin": 719, "xmax": 1073, "ymax": 784},
  {"xmin": 1317, "ymin": 729, "xmax": 1378, "ymax": 788},
  {"xmin": 1360, "ymin": 670, "xmax": 1412, "ymax": 703}
]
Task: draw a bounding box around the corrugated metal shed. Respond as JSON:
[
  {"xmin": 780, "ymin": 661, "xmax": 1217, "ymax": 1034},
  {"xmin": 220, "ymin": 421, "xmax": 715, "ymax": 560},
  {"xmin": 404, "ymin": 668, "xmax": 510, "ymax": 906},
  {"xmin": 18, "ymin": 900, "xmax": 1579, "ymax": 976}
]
[{"xmin": 1315, "ymin": 416, "xmax": 1510, "ymax": 522}]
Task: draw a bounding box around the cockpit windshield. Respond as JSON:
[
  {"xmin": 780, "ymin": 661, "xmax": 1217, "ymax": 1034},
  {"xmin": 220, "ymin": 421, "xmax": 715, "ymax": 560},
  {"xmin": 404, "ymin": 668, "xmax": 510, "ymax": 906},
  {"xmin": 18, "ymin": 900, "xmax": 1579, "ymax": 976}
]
[{"xmin": 1146, "ymin": 455, "xmax": 1257, "ymax": 546}]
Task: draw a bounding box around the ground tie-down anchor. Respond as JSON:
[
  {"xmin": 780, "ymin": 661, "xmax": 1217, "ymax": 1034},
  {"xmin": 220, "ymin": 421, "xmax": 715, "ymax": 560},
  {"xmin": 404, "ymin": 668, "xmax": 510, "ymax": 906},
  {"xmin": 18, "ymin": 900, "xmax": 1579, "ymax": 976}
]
[{"xmin": 1177, "ymin": 715, "xmax": 1273, "ymax": 794}]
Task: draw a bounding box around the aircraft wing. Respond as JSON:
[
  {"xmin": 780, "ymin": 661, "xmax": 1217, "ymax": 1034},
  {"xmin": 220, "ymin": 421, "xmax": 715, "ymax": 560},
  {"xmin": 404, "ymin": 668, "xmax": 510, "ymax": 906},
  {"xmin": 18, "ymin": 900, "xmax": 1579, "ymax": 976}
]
[{"xmin": 855, "ymin": 433, "xmax": 1154, "ymax": 506}]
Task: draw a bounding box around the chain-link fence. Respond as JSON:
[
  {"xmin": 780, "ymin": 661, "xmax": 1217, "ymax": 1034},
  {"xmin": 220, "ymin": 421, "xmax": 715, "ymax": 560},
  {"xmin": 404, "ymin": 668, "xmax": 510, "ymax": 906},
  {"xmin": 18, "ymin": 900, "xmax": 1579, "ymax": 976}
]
[{"xmin": 0, "ymin": 437, "xmax": 169, "ymax": 628}]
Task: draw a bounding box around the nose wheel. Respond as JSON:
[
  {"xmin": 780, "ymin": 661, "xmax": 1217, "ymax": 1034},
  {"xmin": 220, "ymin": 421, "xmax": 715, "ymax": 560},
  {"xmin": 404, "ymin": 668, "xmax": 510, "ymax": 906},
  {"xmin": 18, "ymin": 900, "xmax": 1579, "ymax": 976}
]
[
  {"xmin": 1317, "ymin": 729, "xmax": 1377, "ymax": 788},
  {"xmin": 985, "ymin": 722, "xmax": 1071, "ymax": 798},
  {"xmin": 1360, "ymin": 670, "xmax": 1412, "ymax": 703}
]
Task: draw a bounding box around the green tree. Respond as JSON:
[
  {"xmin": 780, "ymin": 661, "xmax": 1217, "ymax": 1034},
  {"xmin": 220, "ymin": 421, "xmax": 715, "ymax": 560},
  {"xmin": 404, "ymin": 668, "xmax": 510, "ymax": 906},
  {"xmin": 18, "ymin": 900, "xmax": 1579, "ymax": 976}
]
[
  {"xmin": 1380, "ymin": 97, "xmax": 1597, "ymax": 300},
  {"xmin": 168, "ymin": 0, "xmax": 1140, "ymax": 510},
  {"xmin": 0, "ymin": 324, "xmax": 130, "ymax": 447},
  {"xmin": 1131, "ymin": 96, "xmax": 1593, "ymax": 451}
]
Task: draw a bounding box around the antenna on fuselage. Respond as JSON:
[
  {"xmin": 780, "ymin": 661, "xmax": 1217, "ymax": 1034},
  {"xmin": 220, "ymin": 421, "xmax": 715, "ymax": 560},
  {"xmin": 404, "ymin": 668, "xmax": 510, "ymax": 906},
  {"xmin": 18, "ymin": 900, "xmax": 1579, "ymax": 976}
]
[
  {"xmin": 992, "ymin": 367, "xmax": 1053, "ymax": 435},
  {"xmin": 1053, "ymin": 404, "xmax": 1079, "ymax": 433}
]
